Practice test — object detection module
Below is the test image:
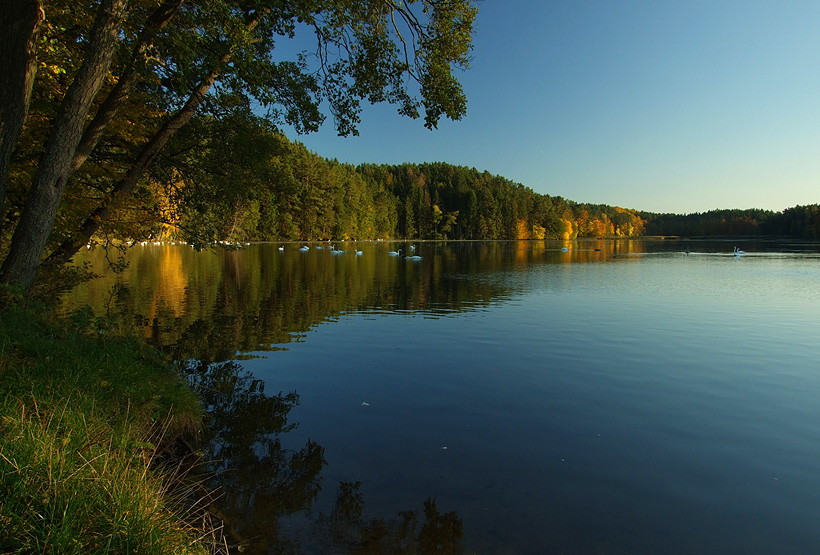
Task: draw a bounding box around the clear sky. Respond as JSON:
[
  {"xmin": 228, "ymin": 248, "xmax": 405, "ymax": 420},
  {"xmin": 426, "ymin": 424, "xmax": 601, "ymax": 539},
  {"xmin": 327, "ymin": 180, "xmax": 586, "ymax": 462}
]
[{"xmin": 281, "ymin": 1, "xmax": 820, "ymax": 215}]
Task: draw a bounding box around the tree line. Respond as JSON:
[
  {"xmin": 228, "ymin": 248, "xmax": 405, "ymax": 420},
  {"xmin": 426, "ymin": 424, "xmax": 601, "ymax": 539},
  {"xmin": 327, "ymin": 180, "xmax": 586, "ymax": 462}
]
[
  {"xmin": 641, "ymin": 205, "xmax": 820, "ymax": 240},
  {"xmin": 146, "ymin": 111, "xmax": 649, "ymax": 244},
  {"xmin": 154, "ymin": 113, "xmax": 818, "ymax": 244}
]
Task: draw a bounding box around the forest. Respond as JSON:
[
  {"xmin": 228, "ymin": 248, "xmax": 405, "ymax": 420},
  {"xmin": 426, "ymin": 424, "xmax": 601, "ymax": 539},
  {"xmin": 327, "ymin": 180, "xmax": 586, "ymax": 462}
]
[
  {"xmin": 1, "ymin": 0, "xmax": 479, "ymax": 292},
  {"xmin": 145, "ymin": 111, "xmax": 650, "ymax": 244},
  {"xmin": 640, "ymin": 205, "xmax": 820, "ymax": 240},
  {"xmin": 7, "ymin": 105, "xmax": 820, "ymax": 253},
  {"xmin": 146, "ymin": 111, "xmax": 820, "ymax": 244}
]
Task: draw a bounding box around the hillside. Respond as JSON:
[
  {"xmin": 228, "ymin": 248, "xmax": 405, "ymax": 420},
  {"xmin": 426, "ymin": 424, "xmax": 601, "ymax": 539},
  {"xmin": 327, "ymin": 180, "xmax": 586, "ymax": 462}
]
[
  {"xmin": 145, "ymin": 114, "xmax": 818, "ymax": 243},
  {"xmin": 143, "ymin": 115, "xmax": 646, "ymax": 243},
  {"xmin": 11, "ymin": 111, "xmax": 818, "ymax": 247}
]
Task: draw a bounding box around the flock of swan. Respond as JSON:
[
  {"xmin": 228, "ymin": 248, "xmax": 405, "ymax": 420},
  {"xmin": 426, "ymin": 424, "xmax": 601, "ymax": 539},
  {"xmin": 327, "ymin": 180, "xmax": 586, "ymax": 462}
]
[
  {"xmin": 134, "ymin": 242, "xmax": 747, "ymax": 259},
  {"xmin": 285, "ymin": 245, "xmax": 750, "ymax": 259},
  {"xmin": 290, "ymin": 245, "xmax": 422, "ymax": 260}
]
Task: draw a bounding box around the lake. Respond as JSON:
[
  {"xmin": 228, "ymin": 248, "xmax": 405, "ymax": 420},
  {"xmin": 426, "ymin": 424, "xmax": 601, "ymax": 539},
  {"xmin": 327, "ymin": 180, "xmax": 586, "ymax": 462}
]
[{"xmin": 59, "ymin": 238, "xmax": 820, "ymax": 554}]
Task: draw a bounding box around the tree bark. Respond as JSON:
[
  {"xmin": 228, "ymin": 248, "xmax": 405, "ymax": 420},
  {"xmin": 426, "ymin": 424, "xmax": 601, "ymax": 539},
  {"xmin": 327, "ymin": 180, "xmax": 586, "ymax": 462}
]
[
  {"xmin": 0, "ymin": 0, "xmax": 128, "ymax": 292},
  {"xmin": 0, "ymin": 0, "xmax": 45, "ymax": 235}
]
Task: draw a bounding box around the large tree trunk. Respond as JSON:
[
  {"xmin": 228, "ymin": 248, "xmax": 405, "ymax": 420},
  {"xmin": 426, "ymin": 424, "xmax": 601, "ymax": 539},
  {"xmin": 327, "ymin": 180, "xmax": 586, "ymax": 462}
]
[
  {"xmin": 0, "ymin": 0, "xmax": 128, "ymax": 292},
  {"xmin": 0, "ymin": 0, "xmax": 45, "ymax": 235}
]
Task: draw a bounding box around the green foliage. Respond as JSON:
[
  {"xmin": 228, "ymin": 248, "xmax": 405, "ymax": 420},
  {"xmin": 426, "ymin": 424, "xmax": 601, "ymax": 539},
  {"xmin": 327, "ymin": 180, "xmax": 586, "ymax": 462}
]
[
  {"xmin": 772, "ymin": 204, "xmax": 820, "ymax": 240},
  {"xmin": 138, "ymin": 110, "xmax": 818, "ymax": 243},
  {"xmin": 153, "ymin": 115, "xmax": 648, "ymax": 243},
  {"xmin": 65, "ymin": 303, "xmax": 121, "ymax": 336}
]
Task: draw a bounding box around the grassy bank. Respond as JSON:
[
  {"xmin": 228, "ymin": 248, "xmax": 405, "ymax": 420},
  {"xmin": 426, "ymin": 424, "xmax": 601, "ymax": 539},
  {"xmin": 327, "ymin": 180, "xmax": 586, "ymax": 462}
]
[{"xmin": 0, "ymin": 302, "xmax": 220, "ymax": 554}]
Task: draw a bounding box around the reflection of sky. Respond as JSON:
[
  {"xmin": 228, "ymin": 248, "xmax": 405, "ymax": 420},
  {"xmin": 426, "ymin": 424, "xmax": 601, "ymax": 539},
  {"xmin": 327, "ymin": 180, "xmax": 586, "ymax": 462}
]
[
  {"xmin": 59, "ymin": 242, "xmax": 820, "ymax": 552},
  {"xmin": 246, "ymin": 252, "xmax": 820, "ymax": 554}
]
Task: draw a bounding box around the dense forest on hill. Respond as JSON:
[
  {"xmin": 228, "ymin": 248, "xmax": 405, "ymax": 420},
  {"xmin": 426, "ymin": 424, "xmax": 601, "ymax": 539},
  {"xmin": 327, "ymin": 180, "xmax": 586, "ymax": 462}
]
[
  {"xmin": 6, "ymin": 109, "xmax": 819, "ymax": 249},
  {"xmin": 143, "ymin": 112, "xmax": 648, "ymax": 243},
  {"xmin": 147, "ymin": 112, "xmax": 819, "ymax": 243}
]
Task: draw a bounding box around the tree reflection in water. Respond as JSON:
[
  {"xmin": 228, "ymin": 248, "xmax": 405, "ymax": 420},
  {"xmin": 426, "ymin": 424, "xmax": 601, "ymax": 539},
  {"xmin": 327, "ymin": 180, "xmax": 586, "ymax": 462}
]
[
  {"xmin": 182, "ymin": 360, "xmax": 464, "ymax": 554},
  {"xmin": 327, "ymin": 481, "xmax": 464, "ymax": 555},
  {"xmin": 183, "ymin": 359, "xmax": 324, "ymax": 551}
]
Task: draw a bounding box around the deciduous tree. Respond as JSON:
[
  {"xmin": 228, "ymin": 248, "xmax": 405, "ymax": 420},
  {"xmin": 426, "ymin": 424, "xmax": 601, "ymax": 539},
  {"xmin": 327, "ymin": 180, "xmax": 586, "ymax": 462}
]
[{"xmin": 1, "ymin": 0, "xmax": 478, "ymax": 292}]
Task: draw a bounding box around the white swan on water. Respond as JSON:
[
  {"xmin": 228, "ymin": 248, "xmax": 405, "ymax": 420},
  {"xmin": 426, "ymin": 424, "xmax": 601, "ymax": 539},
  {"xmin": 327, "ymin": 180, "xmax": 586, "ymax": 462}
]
[
  {"xmin": 733, "ymin": 246, "xmax": 745, "ymax": 256},
  {"xmin": 388, "ymin": 249, "xmax": 402, "ymax": 256},
  {"xmin": 278, "ymin": 246, "xmax": 284, "ymax": 251},
  {"xmin": 299, "ymin": 245, "xmax": 309, "ymax": 252},
  {"xmin": 405, "ymin": 255, "xmax": 422, "ymax": 261}
]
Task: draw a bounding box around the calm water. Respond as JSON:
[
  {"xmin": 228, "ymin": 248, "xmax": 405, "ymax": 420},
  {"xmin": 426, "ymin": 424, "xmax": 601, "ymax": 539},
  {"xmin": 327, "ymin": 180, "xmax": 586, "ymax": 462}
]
[{"xmin": 60, "ymin": 239, "xmax": 820, "ymax": 554}]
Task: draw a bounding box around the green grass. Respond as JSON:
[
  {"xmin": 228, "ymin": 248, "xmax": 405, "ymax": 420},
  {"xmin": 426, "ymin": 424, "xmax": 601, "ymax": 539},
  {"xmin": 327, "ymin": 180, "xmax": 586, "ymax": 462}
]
[{"xmin": 0, "ymin": 303, "xmax": 222, "ymax": 554}]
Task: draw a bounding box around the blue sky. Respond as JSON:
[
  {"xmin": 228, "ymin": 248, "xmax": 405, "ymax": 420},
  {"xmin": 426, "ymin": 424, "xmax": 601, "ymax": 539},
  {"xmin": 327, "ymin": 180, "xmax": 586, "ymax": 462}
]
[{"xmin": 281, "ymin": 1, "xmax": 820, "ymax": 214}]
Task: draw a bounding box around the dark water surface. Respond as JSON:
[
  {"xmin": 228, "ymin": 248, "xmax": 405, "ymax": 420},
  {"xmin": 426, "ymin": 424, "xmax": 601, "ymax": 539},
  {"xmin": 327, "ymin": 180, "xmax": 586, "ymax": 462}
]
[{"xmin": 61, "ymin": 239, "xmax": 820, "ymax": 554}]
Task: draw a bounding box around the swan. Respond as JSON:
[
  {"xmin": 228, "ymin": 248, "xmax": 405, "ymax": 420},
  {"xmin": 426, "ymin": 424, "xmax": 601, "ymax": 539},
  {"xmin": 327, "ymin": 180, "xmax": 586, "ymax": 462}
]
[
  {"xmin": 278, "ymin": 246, "xmax": 284, "ymax": 251},
  {"xmin": 299, "ymin": 245, "xmax": 309, "ymax": 252},
  {"xmin": 561, "ymin": 247, "xmax": 569, "ymax": 252},
  {"xmin": 388, "ymin": 249, "xmax": 402, "ymax": 256},
  {"xmin": 405, "ymin": 255, "xmax": 422, "ymax": 261},
  {"xmin": 355, "ymin": 249, "xmax": 363, "ymax": 255},
  {"xmin": 409, "ymin": 245, "xmax": 416, "ymax": 251},
  {"xmin": 733, "ymin": 246, "xmax": 745, "ymax": 256}
]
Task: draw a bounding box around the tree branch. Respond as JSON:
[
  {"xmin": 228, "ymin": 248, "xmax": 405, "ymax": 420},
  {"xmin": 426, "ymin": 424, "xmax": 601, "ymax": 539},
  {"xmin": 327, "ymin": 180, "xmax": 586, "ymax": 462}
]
[{"xmin": 47, "ymin": 10, "xmax": 267, "ymax": 265}]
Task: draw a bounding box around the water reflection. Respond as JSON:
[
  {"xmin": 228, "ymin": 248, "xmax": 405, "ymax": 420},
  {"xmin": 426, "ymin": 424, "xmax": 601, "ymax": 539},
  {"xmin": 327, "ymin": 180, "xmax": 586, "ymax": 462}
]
[
  {"xmin": 183, "ymin": 359, "xmax": 464, "ymax": 554},
  {"xmin": 59, "ymin": 239, "xmax": 820, "ymax": 554},
  {"xmin": 61, "ymin": 241, "xmax": 581, "ymax": 359},
  {"xmin": 61, "ymin": 240, "xmax": 681, "ymax": 357},
  {"xmin": 58, "ymin": 241, "xmax": 596, "ymax": 553},
  {"xmin": 183, "ymin": 359, "xmax": 323, "ymax": 551},
  {"xmin": 326, "ymin": 482, "xmax": 463, "ymax": 554}
]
